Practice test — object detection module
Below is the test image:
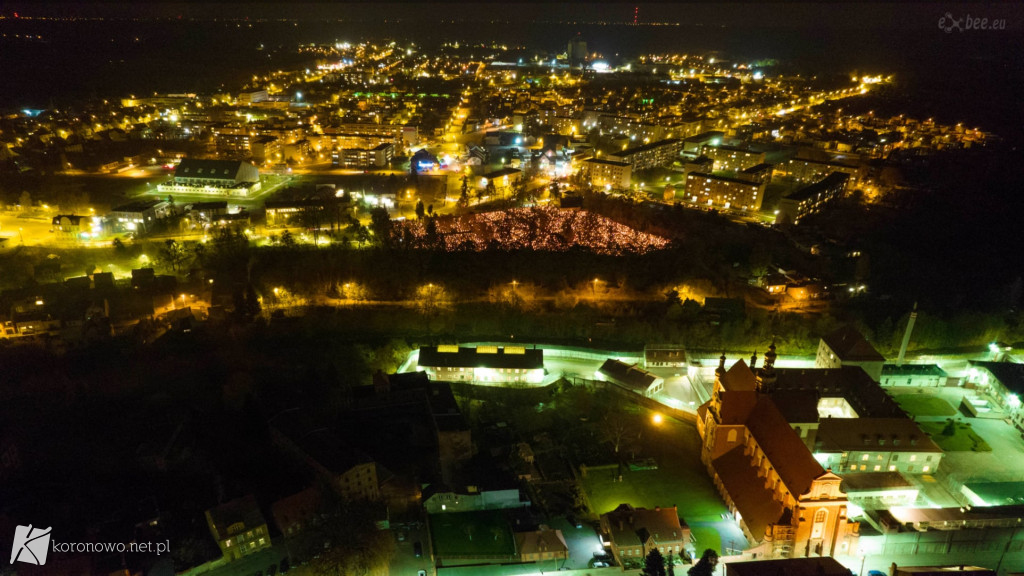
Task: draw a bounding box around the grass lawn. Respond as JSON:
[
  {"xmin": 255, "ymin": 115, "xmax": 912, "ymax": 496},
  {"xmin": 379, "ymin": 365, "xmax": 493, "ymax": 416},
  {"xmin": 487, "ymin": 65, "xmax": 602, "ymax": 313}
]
[
  {"xmin": 920, "ymin": 421, "xmax": 993, "ymax": 451},
  {"xmin": 429, "ymin": 510, "xmax": 516, "ymax": 558},
  {"xmin": 689, "ymin": 525, "xmax": 723, "ymax": 553},
  {"xmin": 582, "ymin": 417, "xmax": 728, "ymax": 525},
  {"xmin": 894, "ymin": 394, "xmax": 957, "ymax": 417}
]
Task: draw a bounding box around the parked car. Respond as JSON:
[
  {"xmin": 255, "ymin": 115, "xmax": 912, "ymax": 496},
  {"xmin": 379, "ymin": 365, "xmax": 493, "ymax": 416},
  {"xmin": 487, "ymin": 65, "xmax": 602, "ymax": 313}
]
[
  {"xmin": 567, "ymin": 514, "xmax": 583, "ymax": 529},
  {"xmin": 594, "ymin": 561, "xmax": 610, "ymax": 568}
]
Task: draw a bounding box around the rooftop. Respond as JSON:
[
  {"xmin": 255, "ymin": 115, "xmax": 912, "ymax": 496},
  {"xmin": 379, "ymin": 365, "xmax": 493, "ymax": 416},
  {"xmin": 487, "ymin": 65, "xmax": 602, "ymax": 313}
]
[
  {"xmin": 601, "ymin": 504, "xmax": 685, "ymax": 547},
  {"xmin": 969, "ymin": 360, "xmax": 1024, "ymax": 394},
  {"xmin": 839, "ymin": 471, "xmax": 916, "ymax": 492},
  {"xmin": 727, "ymin": 557, "xmax": 852, "ymax": 576},
  {"xmin": 418, "ymin": 346, "xmax": 543, "ymax": 371},
  {"xmin": 821, "ymin": 325, "xmax": 886, "ymax": 362},
  {"xmin": 815, "ymin": 418, "xmax": 942, "ymax": 453},
  {"xmin": 785, "ymin": 172, "xmax": 850, "ymax": 202},
  {"xmin": 175, "ymin": 158, "xmax": 255, "ymax": 180},
  {"xmin": 882, "ymin": 364, "xmax": 948, "ymax": 377},
  {"xmin": 598, "ymin": 358, "xmax": 661, "ymax": 392},
  {"xmin": 206, "ymin": 494, "xmax": 266, "ymax": 537}
]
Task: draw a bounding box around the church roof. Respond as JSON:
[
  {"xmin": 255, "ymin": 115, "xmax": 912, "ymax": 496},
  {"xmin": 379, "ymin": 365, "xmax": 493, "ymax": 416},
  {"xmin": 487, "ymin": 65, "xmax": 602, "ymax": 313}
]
[
  {"xmin": 821, "ymin": 326, "xmax": 885, "ymax": 362},
  {"xmin": 745, "ymin": 397, "xmax": 825, "ymax": 498},
  {"xmin": 712, "ymin": 445, "xmax": 785, "ymax": 540},
  {"xmin": 720, "ymin": 359, "xmax": 758, "ymax": 392}
]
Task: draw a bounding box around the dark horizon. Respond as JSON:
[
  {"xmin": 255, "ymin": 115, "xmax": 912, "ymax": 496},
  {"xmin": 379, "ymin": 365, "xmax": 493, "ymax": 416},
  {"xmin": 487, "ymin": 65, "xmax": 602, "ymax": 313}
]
[{"xmin": 3, "ymin": 2, "xmax": 1023, "ymax": 30}]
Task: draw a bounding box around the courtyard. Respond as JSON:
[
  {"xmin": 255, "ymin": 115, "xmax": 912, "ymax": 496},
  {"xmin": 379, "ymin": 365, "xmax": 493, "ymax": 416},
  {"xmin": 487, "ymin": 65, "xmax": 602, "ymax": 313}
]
[{"xmin": 580, "ymin": 413, "xmax": 746, "ymax": 555}]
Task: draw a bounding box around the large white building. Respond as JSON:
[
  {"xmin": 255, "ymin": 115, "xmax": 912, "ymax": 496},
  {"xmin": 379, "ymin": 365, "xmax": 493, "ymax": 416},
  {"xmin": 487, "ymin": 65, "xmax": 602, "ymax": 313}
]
[
  {"xmin": 158, "ymin": 159, "xmax": 261, "ymax": 198},
  {"xmin": 417, "ymin": 345, "xmax": 544, "ymax": 384}
]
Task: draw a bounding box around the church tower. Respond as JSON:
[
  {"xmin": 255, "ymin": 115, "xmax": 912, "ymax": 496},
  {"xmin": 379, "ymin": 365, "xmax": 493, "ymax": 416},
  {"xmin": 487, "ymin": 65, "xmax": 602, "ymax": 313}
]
[{"xmin": 756, "ymin": 340, "xmax": 778, "ymax": 393}]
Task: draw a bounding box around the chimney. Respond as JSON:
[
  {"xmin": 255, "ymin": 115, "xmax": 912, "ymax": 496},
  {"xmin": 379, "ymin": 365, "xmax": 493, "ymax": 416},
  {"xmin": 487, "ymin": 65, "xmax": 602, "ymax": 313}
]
[
  {"xmin": 750, "ymin": 351, "xmax": 757, "ymax": 369},
  {"xmin": 897, "ymin": 302, "xmax": 918, "ymax": 365}
]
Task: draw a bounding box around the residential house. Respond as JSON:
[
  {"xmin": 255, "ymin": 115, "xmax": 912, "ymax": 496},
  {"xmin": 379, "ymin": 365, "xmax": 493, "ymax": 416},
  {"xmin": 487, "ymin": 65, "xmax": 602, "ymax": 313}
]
[
  {"xmin": 515, "ymin": 529, "xmax": 569, "ymax": 563},
  {"xmin": 599, "ymin": 504, "xmax": 689, "ymax": 565},
  {"xmin": 205, "ymin": 494, "xmax": 272, "ymax": 562},
  {"xmin": 597, "ymin": 358, "xmax": 665, "ymax": 398},
  {"xmin": 815, "ymin": 326, "xmax": 886, "ymax": 381}
]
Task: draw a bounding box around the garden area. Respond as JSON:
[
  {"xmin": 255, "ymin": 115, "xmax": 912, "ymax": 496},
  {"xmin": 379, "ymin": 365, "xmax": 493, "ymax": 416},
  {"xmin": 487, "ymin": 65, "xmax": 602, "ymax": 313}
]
[
  {"xmin": 921, "ymin": 419, "xmax": 993, "ymax": 451},
  {"xmin": 893, "ymin": 393, "xmax": 957, "ymax": 417},
  {"xmin": 580, "ymin": 415, "xmax": 733, "ymax": 554},
  {"xmin": 428, "ymin": 510, "xmax": 516, "ymax": 559}
]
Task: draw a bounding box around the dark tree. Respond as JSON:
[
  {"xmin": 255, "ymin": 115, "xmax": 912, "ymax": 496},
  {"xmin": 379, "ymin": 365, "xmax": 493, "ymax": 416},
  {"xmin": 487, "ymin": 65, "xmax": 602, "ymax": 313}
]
[
  {"xmin": 280, "ymin": 229, "xmax": 296, "ymax": 247},
  {"xmin": 160, "ymin": 239, "xmax": 187, "ymax": 272},
  {"xmin": 415, "ymin": 199, "xmax": 426, "ymax": 220},
  {"xmin": 642, "ymin": 548, "xmax": 666, "ymax": 576},
  {"xmin": 459, "ymin": 175, "xmax": 470, "ymax": 208},
  {"xmin": 424, "ymin": 216, "xmax": 439, "ymax": 249},
  {"xmin": 369, "ymin": 207, "xmax": 393, "ymax": 248},
  {"xmin": 688, "ymin": 549, "xmax": 718, "ymax": 576}
]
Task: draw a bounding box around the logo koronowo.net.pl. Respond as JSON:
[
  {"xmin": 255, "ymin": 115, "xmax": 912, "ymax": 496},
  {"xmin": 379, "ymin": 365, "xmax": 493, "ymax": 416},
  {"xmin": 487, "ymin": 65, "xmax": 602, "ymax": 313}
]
[
  {"xmin": 11, "ymin": 524, "xmax": 171, "ymax": 566},
  {"xmin": 10, "ymin": 525, "xmax": 51, "ymax": 565}
]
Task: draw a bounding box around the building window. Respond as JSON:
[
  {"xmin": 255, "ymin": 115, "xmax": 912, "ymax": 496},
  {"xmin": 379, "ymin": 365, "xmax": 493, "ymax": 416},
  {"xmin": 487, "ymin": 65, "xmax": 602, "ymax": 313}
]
[
  {"xmin": 861, "ymin": 454, "xmax": 869, "ymax": 461},
  {"xmin": 874, "ymin": 465, "xmax": 881, "ymax": 471},
  {"xmin": 910, "ymin": 455, "xmax": 917, "ymax": 462},
  {"xmin": 923, "ymin": 466, "xmax": 930, "ymax": 472},
  {"xmin": 727, "ymin": 429, "xmax": 737, "ymax": 443}
]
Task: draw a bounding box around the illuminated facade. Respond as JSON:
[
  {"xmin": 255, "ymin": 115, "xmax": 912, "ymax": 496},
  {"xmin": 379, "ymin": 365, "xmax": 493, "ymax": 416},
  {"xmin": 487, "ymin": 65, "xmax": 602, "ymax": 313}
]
[
  {"xmin": 785, "ymin": 157, "xmax": 860, "ymax": 184},
  {"xmin": 158, "ymin": 159, "xmax": 261, "ymax": 198},
  {"xmin": 582, "ymin": 158, "xmax": 632, "ymax": 189},
  {"xmin": 106, "ymin": 199, "xmax": 172, "ymax": 234},
  {"xmin": 704, "ymin": 145, "xmax": 767, "ymax": 172},
  {"xmin": 418, "ymin": 345, "xmax": 544, "ymax": 384},
  {"xmin": 815, "ymin": 326, "xmax": 885, "ymax": 382},
  {"xmin": 333, "ymin": 142, "xmax": 394, "ymax": 168},
  {"xmin": 205, "ymin": 495, "xmax": 272, "ymax": 562},
  {"xmin": 685, "ymin": 172, "xmax": 765, "ymax": 211},
  {"xmin": 697, "ymin": 351, "xmax": 861, "ymax": 559},
  {"xmin": 776, "ymin": 172, "xmax": 850, "ymax": 225},
  {"xmin": 607, "ymin": 138, "xmax": 683, "ymax": 171},
  {"xmin": 965, "ymin": 361, "xmax": 1024, "ymax": 429}
]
